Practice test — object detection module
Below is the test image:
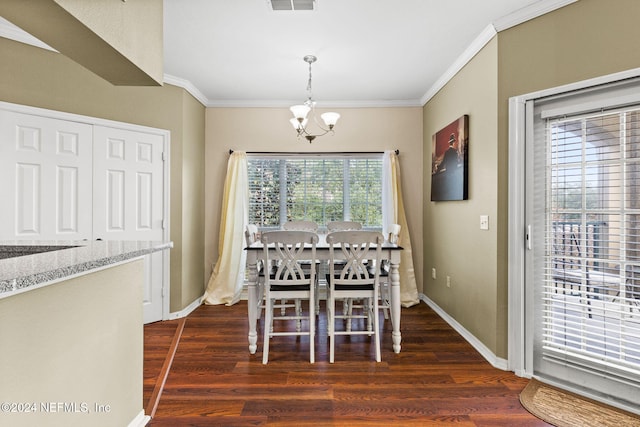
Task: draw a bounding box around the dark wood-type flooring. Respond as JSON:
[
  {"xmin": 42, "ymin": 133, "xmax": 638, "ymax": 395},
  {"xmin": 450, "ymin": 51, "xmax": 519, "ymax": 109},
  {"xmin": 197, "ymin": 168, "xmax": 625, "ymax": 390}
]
[{"xmin": 144, "ymin": 300, "xmax": 550, "ymax": 426}]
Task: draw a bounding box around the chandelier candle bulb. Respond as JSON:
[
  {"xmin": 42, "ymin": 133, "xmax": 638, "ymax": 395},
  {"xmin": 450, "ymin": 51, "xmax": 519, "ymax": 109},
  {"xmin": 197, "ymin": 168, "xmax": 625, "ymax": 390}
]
[
  {"xmin": 321, "ymin": 112, "xmax": 340, "ymax": 128},
  {"xmin": 290, "ymin": 104, "xmax": 310, "ymax": 120}
]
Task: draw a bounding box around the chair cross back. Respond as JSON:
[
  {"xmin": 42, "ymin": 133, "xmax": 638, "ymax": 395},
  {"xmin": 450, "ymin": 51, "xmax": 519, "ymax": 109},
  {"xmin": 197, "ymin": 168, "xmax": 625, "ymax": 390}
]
[
  {"xmin": 334, "ymin": 241, "xmax": 377, "ymax": 283},
  {"xmin": 266, "ymin": 234, "xmax": 317, "ymax": 285}
]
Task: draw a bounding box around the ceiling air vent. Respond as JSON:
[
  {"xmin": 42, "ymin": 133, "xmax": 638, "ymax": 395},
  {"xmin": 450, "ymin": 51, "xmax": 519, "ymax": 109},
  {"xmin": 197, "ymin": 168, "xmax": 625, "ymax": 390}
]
[{"xmin": 269, "ymin": 0, "xmax": 316, "ymax": 11}]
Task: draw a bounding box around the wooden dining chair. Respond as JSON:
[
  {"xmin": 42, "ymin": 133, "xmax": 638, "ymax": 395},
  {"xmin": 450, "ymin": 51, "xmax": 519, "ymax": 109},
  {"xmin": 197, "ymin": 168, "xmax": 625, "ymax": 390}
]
[
  {"xmin": 282, "ymin": 220, "xmax": 320, "ymax": 314},
  {"xmin": 245, "ymin": 224, "xmax": 298, "ymax": 324},
  {"xmin": 327, "ymin": 221, "xmax": 373, "ymax": 326},
  {"xmin": 326, "ymin": 230, "xmax": 384, "ymax": 363},
  {"xmin": 261, "ymin": 230, "xmax": 318, "ymax": 364}
]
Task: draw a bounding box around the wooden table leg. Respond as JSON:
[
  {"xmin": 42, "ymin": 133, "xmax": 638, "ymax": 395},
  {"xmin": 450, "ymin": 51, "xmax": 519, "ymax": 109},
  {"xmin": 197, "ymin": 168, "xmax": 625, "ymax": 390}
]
[
  {"xmin": 247, "ymin": 258, "xmax": 259, "ymax": 354},
  {"xmin": 390, "ymin": 261, "xmax": 402, "ymax": 353}
]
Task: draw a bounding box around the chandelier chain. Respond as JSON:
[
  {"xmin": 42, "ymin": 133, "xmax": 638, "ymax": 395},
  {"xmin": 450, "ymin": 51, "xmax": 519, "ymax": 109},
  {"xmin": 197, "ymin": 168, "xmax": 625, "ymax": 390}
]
[{"xmin": 306, "ymin": 59, "xmax": 313, "ymax": 99}]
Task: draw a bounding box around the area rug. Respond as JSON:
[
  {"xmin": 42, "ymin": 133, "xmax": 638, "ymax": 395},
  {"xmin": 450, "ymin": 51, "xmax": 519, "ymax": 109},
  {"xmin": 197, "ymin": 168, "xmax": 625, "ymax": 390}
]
[{"xmin": 519, "ymin": 379, "xmax": 640, "ymax": 427}]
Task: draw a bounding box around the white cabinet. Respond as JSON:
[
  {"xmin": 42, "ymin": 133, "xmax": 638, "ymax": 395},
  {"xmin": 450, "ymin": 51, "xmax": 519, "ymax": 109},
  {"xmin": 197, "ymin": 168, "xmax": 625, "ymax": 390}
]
[{"xmin": 0, "ymin": 103, "xmax": 169, "ymax": 323}]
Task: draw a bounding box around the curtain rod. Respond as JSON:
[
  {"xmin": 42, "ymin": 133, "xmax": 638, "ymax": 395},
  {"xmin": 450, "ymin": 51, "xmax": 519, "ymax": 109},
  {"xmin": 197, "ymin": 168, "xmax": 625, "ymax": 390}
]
[{"xmin": 229, "ymin": 149, "xmax": 399, "ymax": 155}]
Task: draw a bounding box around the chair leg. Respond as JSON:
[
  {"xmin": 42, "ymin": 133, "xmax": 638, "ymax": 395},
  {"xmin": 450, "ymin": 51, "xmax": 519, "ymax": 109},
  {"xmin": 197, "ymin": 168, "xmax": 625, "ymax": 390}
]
[
  {"xmin": 366, "ymin": 298, "xmax": 373, "ymax": 335},
  {"xmin": 309, "ymin": 295, "xmax": 315, "ymax": 364},
  {"xmin": 295, "ymin": 299, "xmax": 302, "ymax": 332},
  {"xmin": 262, "ymin": 298, "xmax": 272, "ymax": 364},
  {"xmin": 328, "ymin": 293, "xmax": 335, "ymax": 363},
  {"xmin": 381, "ymin": 282, "xmax": 390, "ymax": 320},
  {"xmin": 315, "ymin": 280, "xmax": 320, "ymax": 315},
  {"xmin": 373, "ymin": 298, "xmax": 381, "ymax": 363}
]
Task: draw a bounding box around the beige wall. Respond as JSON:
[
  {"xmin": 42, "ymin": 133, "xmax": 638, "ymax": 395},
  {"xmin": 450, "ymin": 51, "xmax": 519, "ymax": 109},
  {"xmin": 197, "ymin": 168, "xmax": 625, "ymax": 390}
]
[
  {"xmin": 181, "ymin": 90, "xmax": 207, "ymax": 307},
  {"xmin": 423, "ymin": 38, "xmax": 500, "ymax": 354},
  {"xmin": 0, "ymin": 260, "xmax": 144, "ymax": 427},
  {"xmin": 423, "ymin": 0, "xmax": 640, "ymax": 359},
  {"xmin": 205, "ymin": 107, "xmax": 424, "ymax": 292},
  {"xmin": 494, "ymin": 0, "xmax": 640, "ymax": 357},
  {"xmin": 0, "ymin": 38, "xmax": 206, "ymax": 313},
  {"xmin": 0, "ymin": 0, "xmax": 163, "ymax": 85}
]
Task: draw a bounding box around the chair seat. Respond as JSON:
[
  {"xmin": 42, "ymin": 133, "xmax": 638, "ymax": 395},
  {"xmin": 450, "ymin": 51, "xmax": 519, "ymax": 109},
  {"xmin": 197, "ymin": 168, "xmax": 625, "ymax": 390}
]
[
  {"xmin": 270, "ymin": 283, "xmax": 312, "ymax": 291},
  {"xmin": 269, "ymin": 271, "xmax": 312, "ymax": 280},
  {"xmin": 325, "ymin": 274, "xmax": 374, "ymax": 291}
]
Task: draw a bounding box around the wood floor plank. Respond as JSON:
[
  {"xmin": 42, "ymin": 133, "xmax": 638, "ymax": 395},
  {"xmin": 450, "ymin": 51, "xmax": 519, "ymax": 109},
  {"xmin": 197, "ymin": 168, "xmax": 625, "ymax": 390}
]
[{"xmin": 145, "ymin": 301, "xmax": 550, "ymax": 426}]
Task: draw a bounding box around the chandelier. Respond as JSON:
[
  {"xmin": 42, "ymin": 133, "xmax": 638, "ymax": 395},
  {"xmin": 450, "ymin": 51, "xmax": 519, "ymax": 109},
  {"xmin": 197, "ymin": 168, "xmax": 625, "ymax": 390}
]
[{"xmin": 289, "ymin": 55, "xmax": 340, "ymax": 143}]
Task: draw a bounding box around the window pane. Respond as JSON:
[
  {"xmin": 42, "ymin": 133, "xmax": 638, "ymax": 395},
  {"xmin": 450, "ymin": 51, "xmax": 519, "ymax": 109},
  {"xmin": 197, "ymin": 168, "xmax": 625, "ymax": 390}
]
[
  {"xmin": 248, "ymin": 155, "xmax": 383, "ymax": 229},
  {"xmin": 248, "ymin": 159, "xmax": 281, "ymax": 227},
  {"xmin": 349, "ymin": 159, "xmax": 382, "ymax": 227}
]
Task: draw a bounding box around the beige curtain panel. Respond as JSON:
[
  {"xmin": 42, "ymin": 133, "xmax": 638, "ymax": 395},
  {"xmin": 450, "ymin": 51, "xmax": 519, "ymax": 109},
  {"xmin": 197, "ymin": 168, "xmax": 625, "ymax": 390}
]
[
  {"xmin": 384, "ymin": 150, "xmax": 419, "ymax": 307},
  {"xmin": 203, "ymin": 151, "xmax": 248, "ymax": 306}
]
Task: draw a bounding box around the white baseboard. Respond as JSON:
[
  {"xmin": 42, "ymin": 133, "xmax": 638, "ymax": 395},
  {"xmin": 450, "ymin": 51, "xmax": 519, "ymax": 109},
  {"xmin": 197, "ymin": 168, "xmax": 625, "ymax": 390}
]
[
  {"xmin": 167, "ymin": 295, "xmax": 203, "ymax": 320},
  {"xmin": 128, "ymin": 410, "xmax": 151, "ymax": 427},
  {"xmin": 419, "ymin": 294, "xmax": 509, "ymax": 371}
]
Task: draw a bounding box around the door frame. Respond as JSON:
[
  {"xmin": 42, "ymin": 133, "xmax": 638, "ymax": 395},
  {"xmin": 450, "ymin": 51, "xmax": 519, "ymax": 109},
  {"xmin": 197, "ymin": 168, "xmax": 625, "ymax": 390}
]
[
  {"xmin": 507, "ymin": 67, "xmax": 640, "ymax": 377},
  {"xmin": 0, "ymin": 101, "xmax": 171, "ymax": 321}
]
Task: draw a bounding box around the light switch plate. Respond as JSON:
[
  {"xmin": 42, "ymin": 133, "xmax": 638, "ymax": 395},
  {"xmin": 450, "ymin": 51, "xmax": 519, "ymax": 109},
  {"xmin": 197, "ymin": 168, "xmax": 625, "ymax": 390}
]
[{"xmin": 480, "ymin": 215, "xmax": 489, "ymax": 230}]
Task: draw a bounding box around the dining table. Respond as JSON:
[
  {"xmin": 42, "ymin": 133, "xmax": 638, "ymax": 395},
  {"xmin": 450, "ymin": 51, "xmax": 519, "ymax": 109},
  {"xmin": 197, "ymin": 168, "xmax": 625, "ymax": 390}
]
[{"xmin": 245, "ymin": 233, "xmax": 404, "ymax": 355}]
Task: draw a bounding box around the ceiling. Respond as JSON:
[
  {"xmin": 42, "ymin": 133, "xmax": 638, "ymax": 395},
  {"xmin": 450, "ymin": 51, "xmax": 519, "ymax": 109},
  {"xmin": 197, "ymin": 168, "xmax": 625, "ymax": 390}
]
[
  {"xmin": 162, "ymin": 0, "xmax": 570, "ymax": 107},
  {"xmin": 1, "ymin": 0, "xmax": 574, "ymax": 107}
]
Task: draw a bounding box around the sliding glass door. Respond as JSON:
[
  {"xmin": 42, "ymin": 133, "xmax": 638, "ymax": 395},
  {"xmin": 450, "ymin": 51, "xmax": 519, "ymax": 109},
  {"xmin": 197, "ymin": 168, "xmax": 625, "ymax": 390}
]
[{"xmin": 525, "ymin": 80, "xmax": 640, "ymax": 412}]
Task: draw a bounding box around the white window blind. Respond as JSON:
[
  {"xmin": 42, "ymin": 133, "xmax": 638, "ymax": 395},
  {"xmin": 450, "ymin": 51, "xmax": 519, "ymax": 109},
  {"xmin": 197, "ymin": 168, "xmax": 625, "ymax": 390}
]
[
  {"xmin": 541, "ymin": 106, "xmax": 640, "ymax": 384},
  {"xmin": 247, "ymin": 154, "xmax": 382, "ymax": 229}
]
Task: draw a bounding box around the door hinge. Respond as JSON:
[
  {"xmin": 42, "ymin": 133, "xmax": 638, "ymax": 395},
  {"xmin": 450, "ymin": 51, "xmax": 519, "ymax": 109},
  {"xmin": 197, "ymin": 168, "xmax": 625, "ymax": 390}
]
[
  {"xmin": 526, "ymin": 224, "xmax": 532, "ymax": 250},
  {"xmin": 161, "ymin": 152, "xmax": 166, "ymax": 161},
  {"xmin": 162, "ymin": 219, "xmax": 167, "ymax": 230}
]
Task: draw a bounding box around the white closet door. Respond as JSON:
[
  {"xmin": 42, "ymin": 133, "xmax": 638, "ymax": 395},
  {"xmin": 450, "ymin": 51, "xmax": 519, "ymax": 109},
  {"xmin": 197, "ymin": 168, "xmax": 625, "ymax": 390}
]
[
  {"xmin": 92, "ymin": 125, "xmax": 165, "ymax": 323},
  {"xmin": 0, "ymin": 111, "xmax": 93, "ymax": 240}
]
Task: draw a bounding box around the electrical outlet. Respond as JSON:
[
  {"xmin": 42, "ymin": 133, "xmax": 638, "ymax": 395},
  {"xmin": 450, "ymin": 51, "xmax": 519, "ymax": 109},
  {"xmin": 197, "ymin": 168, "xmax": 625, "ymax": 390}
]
[
  {"xmin": 446, "ymin": 276, "xmax": 451, "ymax": 288},
  {"xmin": 432, "ymin": 268, "xmax": 437, "ymax": 279}
]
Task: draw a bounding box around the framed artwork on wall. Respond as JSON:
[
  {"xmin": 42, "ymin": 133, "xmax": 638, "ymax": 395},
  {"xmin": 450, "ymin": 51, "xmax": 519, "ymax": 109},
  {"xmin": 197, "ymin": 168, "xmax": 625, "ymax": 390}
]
[{"xmin": 430, "ymin": 115, "xmax": 469, "ymax": 201}]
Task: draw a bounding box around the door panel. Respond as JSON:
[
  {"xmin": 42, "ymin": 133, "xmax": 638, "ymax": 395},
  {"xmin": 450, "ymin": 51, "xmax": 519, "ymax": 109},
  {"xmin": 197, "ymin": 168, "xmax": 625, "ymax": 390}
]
[
  {"xmin": 0, "ymin": 111, "xmax": 93, "ymax": 240},
  {"xmin": 93, "ymin": 126, "xmax": 163, "ymax": 241},
  {"xmin": 93, "ymin": 125, "xmax": 165, "ymax": 323}
]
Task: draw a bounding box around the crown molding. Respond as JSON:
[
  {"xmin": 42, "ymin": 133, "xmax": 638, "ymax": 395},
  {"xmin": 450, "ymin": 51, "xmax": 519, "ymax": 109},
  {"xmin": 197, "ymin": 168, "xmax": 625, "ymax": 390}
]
[
  {"xmin": 420, "ymin": 0, "xmax": 578, "ymax": 106},
  {"xmin": 493, "ymin": 0, "xmax": 577, "ymax": 31},
  {"xmin": 162, "ymin": 74, "xmax": 209, "ymax": 106},
  {"xmin": 206, "ymin": 98, "xmax": 423, "ymax": 108}
]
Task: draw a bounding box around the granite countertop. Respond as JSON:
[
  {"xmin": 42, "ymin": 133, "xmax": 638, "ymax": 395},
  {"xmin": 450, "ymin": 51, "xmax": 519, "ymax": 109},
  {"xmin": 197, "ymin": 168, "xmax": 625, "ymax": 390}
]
[{"xmin": 0, "ymin": 240, "xmax": 173, "ymax": 299}]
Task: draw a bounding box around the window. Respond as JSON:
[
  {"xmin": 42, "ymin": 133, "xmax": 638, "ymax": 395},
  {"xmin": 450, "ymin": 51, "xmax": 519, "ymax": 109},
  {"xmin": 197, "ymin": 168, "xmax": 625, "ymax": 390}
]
[{"xmin": 247, "ymin": 154, "xmax": 383, "ymax": 229}]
